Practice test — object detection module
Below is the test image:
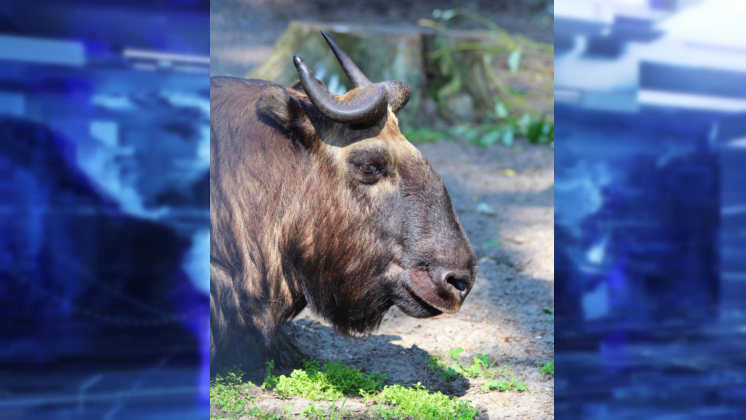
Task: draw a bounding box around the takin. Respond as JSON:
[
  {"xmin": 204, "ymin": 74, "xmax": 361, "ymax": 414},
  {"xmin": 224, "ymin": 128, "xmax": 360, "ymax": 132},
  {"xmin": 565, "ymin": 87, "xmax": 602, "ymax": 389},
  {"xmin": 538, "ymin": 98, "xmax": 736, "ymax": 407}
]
[{"xmin": 210, "ymin": 31, "xmax": 476, "ymax": 367}]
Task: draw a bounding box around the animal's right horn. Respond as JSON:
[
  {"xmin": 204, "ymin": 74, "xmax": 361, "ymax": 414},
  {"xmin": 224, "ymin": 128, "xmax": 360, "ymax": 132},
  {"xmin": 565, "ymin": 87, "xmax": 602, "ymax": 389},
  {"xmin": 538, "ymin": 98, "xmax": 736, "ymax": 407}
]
[
  {"xmin": 321, "ymin": 31, "xmax": 411, "ymax": 115},
  {"xmin": 321, "ymin": 30, "xmax": 371, "ymax": 88},
  {"xmin": 293, "ymin": 55, "xmax": 388, "ymax": 125}
]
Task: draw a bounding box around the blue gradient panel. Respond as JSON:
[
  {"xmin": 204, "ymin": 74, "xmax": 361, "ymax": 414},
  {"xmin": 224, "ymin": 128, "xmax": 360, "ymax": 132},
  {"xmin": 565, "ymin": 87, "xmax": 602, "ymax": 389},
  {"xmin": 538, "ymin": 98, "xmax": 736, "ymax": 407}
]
[
  {"xmin": 555, "ymin": 1, "xmax": 746, "ymax": 419},
  {"xmin": 0, "ymin": 1, "xmax": 209, "ymax": 419}
]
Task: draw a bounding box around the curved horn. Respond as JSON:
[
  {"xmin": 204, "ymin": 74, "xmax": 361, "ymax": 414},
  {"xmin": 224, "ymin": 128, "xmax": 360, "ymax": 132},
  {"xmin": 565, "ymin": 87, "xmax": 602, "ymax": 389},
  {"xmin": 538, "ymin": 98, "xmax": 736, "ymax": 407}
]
[
  {"xmin": 321, "ymin": 30, "xmax": 371, "ymax": 88},
  {"xmin": 384, "ymin": 81, "xmax": 411, "ymax": 114},
  {"xmin": 321, "ymin": 31, "xmax": 411, "ymax": 115},
  {"xmin": 293, "ymin": 55, "xmax": 388, "ymax": 125}
]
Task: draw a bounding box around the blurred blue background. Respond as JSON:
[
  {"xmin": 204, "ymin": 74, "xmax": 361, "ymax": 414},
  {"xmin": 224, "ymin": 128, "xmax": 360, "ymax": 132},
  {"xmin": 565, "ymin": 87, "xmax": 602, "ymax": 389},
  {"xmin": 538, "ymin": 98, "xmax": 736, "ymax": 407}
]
[
  {"xmin": 0, "ymin": 1, "xmax": 209, "ymax": 419},
  {"xmin": 555, "ymin": 0, "xmax": 746, "ymax": 418}
]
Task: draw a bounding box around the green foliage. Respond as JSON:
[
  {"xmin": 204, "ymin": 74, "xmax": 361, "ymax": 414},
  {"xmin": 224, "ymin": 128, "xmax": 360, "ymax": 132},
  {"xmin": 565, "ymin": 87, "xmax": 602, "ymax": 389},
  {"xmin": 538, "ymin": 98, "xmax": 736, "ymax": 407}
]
[
  {"xmin": 421, "ymin": 7, "xmax": 552, "ymax": 133},
  {"xmin": 263, "ymin": 359, "xmax": 386, "ymax": 401},
  {"xmin": 299, "ymin": 399, "xmax": 349, "ymax": 420},
  {"xmin": 403, "ymin": 127, "xmax": 446, "ymax": 143},
  {"xmin": 429, "ymin": 348, "xmax": 529, "ymax": 395},
  {"xmin": 364, "ymin": 382, "xmax": 479, "ymax": 420},
  {"xmin": 214, "ymin": 358, "xmax": 484, "ymax": 420},
  {"xmin": 507, "ymin": 48, "xmax": 522, "ymax": 74},
  {"xmin": 448, "ymin": 112, "xmax": 553, "ymax": 148},
  {"xmin": 542, "ymin": 306, "xmax": 554, "ymax": 315},
  {"xmin": 427, "ymin": 355, "xmax": 461, "ymax": 381},
  {"xmin": 481, "ymin": 239, "xmax": 501, "ymax": 247},
  {"xmin": 458, "ymin": 352, "xmax": 493, "ymax": 379},
  {"xmin": 303, "ymin": 403, "xmax": 323, "ymax": 419},
  {"xmin": 479, "ymin": 366, "xmax": 527, "ymax": 393},
  {"xmin": 538, "ymin": 360, "xmax": 554, "ymax": 376},
  {"xmin": 329, "ymin": 397, "xmax": 348, "ymax": 420},
  {"xmin": 210, "ymin": 366, "xmax": 254, "ymax": 418},
  {"xmin": 262, "ymin": 360, "xmax": 278, "ymax": 389}
]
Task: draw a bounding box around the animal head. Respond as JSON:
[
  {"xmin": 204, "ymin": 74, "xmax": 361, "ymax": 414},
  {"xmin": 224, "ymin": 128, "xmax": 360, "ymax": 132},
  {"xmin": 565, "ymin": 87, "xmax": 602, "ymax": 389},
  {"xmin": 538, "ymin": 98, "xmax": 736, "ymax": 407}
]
[{"xmin": 257, "ymin": 32, "xmax": 476, "ymax": 334}]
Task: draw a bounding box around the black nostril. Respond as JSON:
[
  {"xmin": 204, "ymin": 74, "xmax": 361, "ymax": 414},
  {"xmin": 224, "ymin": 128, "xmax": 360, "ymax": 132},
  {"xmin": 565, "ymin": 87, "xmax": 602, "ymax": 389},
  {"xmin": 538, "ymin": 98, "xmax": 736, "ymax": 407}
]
[{"xmin": 446, "ymin": 274, "xmax": 469, "ymax": 292}]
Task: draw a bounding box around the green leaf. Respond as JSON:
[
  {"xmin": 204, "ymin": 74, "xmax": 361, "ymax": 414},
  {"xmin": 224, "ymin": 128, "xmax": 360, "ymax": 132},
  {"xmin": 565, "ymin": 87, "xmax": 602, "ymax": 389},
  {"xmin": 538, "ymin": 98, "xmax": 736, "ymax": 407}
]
[
  {"xmin": 482, "ymin": 240, "xmax": 501, "ymax": 247},
  {"xmin": 449, "ymin": 124, "xmax": 471, "ymax": 137},
  {"xmin": 475, "ymin": 353, "xmax": 490, "ymax": 366},
  {"xmin": 436, "ymin": 73, "xmax": 463, "ymax": 101},
  {"xmin": 495, "ymin": 102, "xmax": 509, "ymax": 119},
  {"xmin": 518, "ymin": 113, "xmax": 532, "ymax": 132},
  {"xmin": 508, "ymin": 48, "xmax": 522, "ymax": 74},
  {"xmin": 405, "ymin": 128, "xmax": 444, "ymax": 143},
  {"xmin": 516, "ymin": 381, "xmax": 526, "ymax": 391},
  {"xmin": 539, "ymin": 360, "xmax": 554, "ymax": 375},
  {"xmin": 441, "ymin": 8, "xmax": 457, "ymax": 20},
  {"xmin": 542, "ymin": 306, "xmax": 554, "ymax": 314},
  {"xmin": 501, "ymin": 128, "xmax": 514, "ymax": 147},
  {"xmin": 527, "ymin": 121, "xmax": 544, "ymax": 143},
  {"xmin": 478, "ymin": 130, "xmax": 500, "ymax": 147},
  {"xmin": 463, "ymin": 128, "xmax": 480, "ymax": 143},
  {"xmin": 449, "ymin": 347, "xmax": 464, "ymax": 359}
]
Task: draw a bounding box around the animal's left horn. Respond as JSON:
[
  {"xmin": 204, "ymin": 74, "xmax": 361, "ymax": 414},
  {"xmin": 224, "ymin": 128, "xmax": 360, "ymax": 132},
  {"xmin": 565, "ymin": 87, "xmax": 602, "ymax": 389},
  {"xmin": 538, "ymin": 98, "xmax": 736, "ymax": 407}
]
[
  {"xmin": 384, "ymin": 81, "xmax": 411, "ymax": 115},
  {"xmin": 293, "ymin": 55, "xmax": 389, "ymax": 125}
]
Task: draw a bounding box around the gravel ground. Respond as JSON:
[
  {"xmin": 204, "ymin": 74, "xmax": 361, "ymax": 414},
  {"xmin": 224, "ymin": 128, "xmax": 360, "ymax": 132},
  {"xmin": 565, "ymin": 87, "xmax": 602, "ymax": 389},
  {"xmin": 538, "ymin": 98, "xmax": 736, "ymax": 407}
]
[{"xmin": 210, "ymin": 1, "xmax": 554, "ymax": 418}]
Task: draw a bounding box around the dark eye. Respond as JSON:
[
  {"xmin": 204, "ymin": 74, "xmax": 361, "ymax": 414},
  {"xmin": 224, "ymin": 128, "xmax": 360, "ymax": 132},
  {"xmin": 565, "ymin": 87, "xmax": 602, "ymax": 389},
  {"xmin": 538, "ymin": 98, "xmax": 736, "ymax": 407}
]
[{"xmin": 358, "ymin": 165, "xmax": 379, "ymax": 175}]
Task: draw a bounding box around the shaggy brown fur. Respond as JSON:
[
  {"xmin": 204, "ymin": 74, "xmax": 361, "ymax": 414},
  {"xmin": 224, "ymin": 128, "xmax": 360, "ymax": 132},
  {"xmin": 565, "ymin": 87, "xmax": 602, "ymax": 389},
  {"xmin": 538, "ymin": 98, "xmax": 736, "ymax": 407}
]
[{"xmin": 210, "ymin": 77, "xmax": 476, "ymax": 365}]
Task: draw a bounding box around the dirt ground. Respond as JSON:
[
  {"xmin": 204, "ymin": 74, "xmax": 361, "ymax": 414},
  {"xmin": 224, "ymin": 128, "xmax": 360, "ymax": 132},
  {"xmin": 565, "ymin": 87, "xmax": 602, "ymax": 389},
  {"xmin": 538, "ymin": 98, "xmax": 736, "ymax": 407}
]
[{"xmin": 210, "ymin": 1, "xmax": 554, "ymax": 418}]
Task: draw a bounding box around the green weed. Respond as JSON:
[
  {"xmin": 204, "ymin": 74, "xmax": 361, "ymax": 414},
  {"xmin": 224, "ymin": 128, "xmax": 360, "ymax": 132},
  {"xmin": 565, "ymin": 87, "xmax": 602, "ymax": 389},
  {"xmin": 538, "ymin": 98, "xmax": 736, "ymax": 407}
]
[
  {"xmin": 427, "ymin": 355, "xmax": 461, "ymax": 381},
  {"xmin": 215, "ymin": 359, "xmax": 482, "ymax": 419},
  {"xmin": 404, "ymin": 128, "xmax": 447, "ymax": 143},
  {"xmin": 538, "ymin": 360, "xmax": 554, "ymax": 376},
  {"xmin": 430, "ymin": 348, "xmax": 529, "ymax": 394},
  {"xmin": 364, "ymin": 382, "xmax": 478, "ymax": 420},
  {"xmin": 480, "ymin": 365, "xmax": 527, "ymax": 392},
  {"xmin": 210, "ymin": 366, "xmax": 255, "ymax": 418},
  {"xmin": 263, "ymin": 359, "xmax": 385, "ymax": 401},
  {"xmin": 448, "ymin": 113, "xmax": 553, "ymax": 148}
]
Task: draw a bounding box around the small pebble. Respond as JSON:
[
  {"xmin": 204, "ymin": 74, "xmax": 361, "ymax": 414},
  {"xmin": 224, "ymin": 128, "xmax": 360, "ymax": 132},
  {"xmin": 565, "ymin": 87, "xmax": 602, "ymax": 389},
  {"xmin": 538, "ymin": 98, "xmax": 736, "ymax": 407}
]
[
  {"xmin": 512, "ymin": 234, "xmax": 527, "ymax": 243},
  {"xmin": 476, "ymin": 202, "xmax": 497, "ymax": 216}
]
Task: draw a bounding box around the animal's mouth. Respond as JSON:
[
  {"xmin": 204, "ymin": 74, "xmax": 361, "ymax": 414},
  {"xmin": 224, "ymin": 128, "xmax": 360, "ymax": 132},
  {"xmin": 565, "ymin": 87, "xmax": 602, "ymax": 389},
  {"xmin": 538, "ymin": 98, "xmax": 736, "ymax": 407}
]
[
  {"xmin": 397, "ymin": 283, "xmax": 444, "ymax": 317},
  {"xmin": 395, "ymin": 268, "xmax": 465, "ymax": 317}
]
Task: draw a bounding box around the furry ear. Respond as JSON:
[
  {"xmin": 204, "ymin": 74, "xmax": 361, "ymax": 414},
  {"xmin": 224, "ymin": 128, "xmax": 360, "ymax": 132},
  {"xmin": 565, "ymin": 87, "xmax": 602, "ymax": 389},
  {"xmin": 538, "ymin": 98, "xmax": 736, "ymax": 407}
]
[
  {"xmin": 290, "ymin": 77, "xmax": 332, "ymax": 96},
  {"xmin": 257, "ymin": 85, "xmax": 297, "ymax": 127},
  {"xmin": 290, "ymin": 80, "xmax": 304, "ymax": 93}
]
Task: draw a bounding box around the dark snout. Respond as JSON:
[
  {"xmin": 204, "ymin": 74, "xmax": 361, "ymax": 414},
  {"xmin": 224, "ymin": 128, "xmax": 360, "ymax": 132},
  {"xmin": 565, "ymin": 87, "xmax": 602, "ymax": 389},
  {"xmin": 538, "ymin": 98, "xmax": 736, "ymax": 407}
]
[
  {"xmin": 396, "ymin": 160, "xmax": 477, "ymax": 317},
  {"xmin": 430, "ymin": 266, "xmax": 473, "ymax": 305},
  {"xmin": 400, "ymin": 246, "xmax": 476, "ymax": 316}
]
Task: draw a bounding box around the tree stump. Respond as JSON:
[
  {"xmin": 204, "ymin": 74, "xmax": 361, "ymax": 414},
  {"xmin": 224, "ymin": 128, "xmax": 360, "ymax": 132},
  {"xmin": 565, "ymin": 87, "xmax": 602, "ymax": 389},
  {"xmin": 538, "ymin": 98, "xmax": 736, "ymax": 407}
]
[
  {"xmin": 250, "ymin": 21, "xmax": 425, "ymax": 126},
  {"xmin": 249, "ymin": 21, "xmax": 553, "ymax": 127}
]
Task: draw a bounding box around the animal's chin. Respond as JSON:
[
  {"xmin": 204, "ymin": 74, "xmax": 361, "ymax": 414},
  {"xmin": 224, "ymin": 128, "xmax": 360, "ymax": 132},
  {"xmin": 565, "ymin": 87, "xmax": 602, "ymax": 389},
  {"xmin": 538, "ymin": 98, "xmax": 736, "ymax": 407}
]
[
  {"xmin": 395, "ymin": 284, "xmax": 444, "ymax": 318},
  {"xmin": 393, "ymin": 266, "xmax": 464, "ymax": 317}
]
